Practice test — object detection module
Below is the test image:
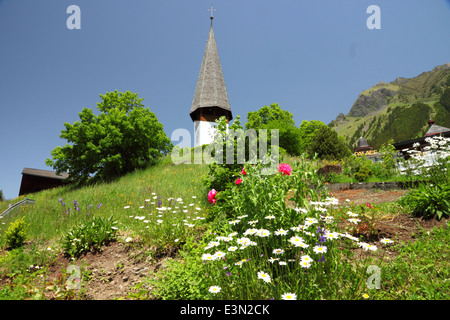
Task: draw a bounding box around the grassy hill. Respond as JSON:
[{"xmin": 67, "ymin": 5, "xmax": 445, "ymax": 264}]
[
  {"xmin": 330, "ymin": 63, "xmax": 450, "ymax": 149},
  {"xmin": 0, "ymin": 156, "xmax": 211, "ymax": 249}
]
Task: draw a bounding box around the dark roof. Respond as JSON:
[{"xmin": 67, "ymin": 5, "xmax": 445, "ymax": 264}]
[
  {"xmin": 22, "ymin": 168, "xmax": 69, "ymax": 180},
  {"xmin": 190, "ymin": 20, "xmax": 232, "ymax": 121},
  {"xmin": 356, "ymin": 137, "xmax": 369, "ymax": 148}
]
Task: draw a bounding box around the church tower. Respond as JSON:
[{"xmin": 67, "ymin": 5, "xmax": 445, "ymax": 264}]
[{"xmin": 190, "ymin": 7, "xmax": 232, "ymax": 147}]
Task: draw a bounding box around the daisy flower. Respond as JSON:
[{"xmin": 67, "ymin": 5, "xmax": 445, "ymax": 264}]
[
  {"xmin": 265, "ymin": 215, "xmax": 276, "ymax": 220},
  {"xmin": 272, "ymin": 248, "xmax": 285, "ymax": 255},
  {"xmin": 228, "ymin": 246, "xmax": 238, "ymax": 252},
  {"xmin": 275, "ymin": 229, "xmax": 289, "ymax": 236},
  {"xmin": 348, "ymin": 218, "xmax": 361, "ymax": 225},
  {"xmin": 237, "ymin": 237, "xmax": 251, "ymax": 245},
  {"xmin": 313, "ymin": 245, "xmax": 327, "ymax": 254},
  {"xmin": 268, "ymin": 257, "xmax": 279, "ymax": 263},
  {"xmin": 289, "ymin": 236, "xmax": 305, "ymax": 246},
  {"xmin": 297, "ymin": 242, "xmax": 309, "ymax": 249},
  {"xmin": 257, "ymin": 229, "xmax": 271, "ymax": 237},
  {"xmin": 325, "ymin": 231, "xmax": 340, "ymax": 241},
  {"xmin": 281, "ymin": 293, "xmax": 297, "ymax": 300},
  {"xmin": 213, "ymin": 251, "xmax": 226, "ymax": 259},
  {"xmin": 257, "ymin": 271, "xmax": 271, "ymax": 283},
  {"xmin": 201, "ymin": 253, "xmax": 216, "ymax": 261},
  {"xmin": 208, "ymin": 286, "xmax": 221, "ymax": 294},
  {"xmin": 243, "ymin": 228, "xmax": 257, "ymax": 236},
  {"xmin": 380, "ymin": 238, "xmax": 394, "ymax": 244},
  {"xmin": 300, "ymin": 255, "xmax": 313, "ymax": 263},
  {"xmin": 304, "ymin": 217, "xmax": 318, "ymax": 226},
  {"xmin": 300, "ymin": 261, "xmax": 312, "ymax": 268}
]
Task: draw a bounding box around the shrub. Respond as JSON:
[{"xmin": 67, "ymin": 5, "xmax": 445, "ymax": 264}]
[
  {"xmin": 62, "ymin": 215, "xmax": 118, "ymax": 257},
  {"xmin": 5, "ymin": 217, "xmax": 29, "ymax": 249},
  {"xmin": 354, "ymin": 165, "xmax": 373, "ymax": 182},
  {"xmin": 401, "ymin": 183, "xmax": 450, "ymax": 220}
]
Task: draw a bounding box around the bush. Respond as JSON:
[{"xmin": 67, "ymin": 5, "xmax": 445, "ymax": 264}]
[
  {"xmin": 401, "ymin": 183, "xmax": 450, "ymax": 220},
  {"xmin": 354, "ymin": 165, "xmax": 373, "ymax": 182},
  {"xmin": 62, "ymin": 215, "xmax": 118, "ymax": 257},
  {"xmin": 5, "ymin": 217, "xmax": 29, "ymax": 249}
]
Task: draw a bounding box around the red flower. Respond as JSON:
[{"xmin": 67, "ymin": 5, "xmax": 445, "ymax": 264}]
[
  {"xmin": 241, "ymin": 168, "xmax": 247, "ymax": 175},
  {"xmin": 278, "ymin": 163, "xmax": 292, "ymax": 176},
  {"xmin": 235, "ymin": 178, "xmax": 243, "ymax": 185},
  {"xmin": 208, "ymin": 189, "xmax": 217, "ymax": 204}
]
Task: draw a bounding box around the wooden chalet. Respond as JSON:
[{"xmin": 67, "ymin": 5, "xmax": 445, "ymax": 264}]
[{"xmin": 19, "ymin": 168, "xmax": 69, "ymax": 196}]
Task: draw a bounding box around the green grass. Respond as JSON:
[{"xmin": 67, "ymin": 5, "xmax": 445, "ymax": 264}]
[
  {"xmin": 370, "ymin": 221, "xmax": 449, "ymax": 300},
  {"xmin": 1, "ymin": 154, "xmax": 448, "ymax": 300},
  {"xmin": 0, "ymin": 156, "xmax": 210, "ymax": 249}
]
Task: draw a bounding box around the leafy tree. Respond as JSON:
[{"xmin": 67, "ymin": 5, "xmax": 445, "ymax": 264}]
[
  {"xmin": 309, "ymin": 126, "xmax": 351, "ymax": 160},
  {"xmin": 46, "ymin": 90, "xmax": 172, "ymax": 185},
  {"xmin": 0, "ymin": 190, "xmax": 4, "ymax": 202},
  {"xmin": 298, "ymin": 120, "xmax": 328, "ymax": 155},
  {"xmin": 245, "ymin": 103, "xmax": 302, "ymax": 156}
]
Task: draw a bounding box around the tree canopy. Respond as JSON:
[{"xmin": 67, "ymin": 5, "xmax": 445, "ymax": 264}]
[
  {"xmin": 308, "ymin": 125, "xmax": 351, "ymax": 160},
  {"xmin": 245, "ymin": 103, "xmax": 301, "ymax": 156},
  {"xmin": 297, "ymin": 120, "xmax": 328, "ymax": 155},
  {"xmin": 46, "ymin": 90, "xmax": 172, "ymax": 185}
]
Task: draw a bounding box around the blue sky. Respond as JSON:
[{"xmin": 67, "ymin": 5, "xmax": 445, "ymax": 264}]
[{"xmin": 1, "ymin": 0, "xmax": 449, "ymax": 200}]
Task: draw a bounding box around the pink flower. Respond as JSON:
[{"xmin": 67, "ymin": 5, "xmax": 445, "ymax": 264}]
[
  {"xmin": 241, "ymin": 168, "xmax": 247, "ymax": 175},
  {"xmin": 366, "ymin": 202, "xmax": 373, "ymax": 209},
  {"xmin": 278, "ymin": 163, "xmax": 292, "ymax": 176},
  {"xmin": 208, "ymin": 189, "xmax": 217, "ymax": 204},
  {"xmin": 235, "ymin": 178, "xmax": 243, "ymax": 185}
]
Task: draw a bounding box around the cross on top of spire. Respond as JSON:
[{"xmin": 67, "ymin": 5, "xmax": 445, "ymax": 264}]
[{"xmin": 208, "ymin": 4, "xmax": 216, "ymax": 20}]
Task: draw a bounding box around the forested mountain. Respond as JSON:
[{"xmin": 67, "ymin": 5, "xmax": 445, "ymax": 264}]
[{"xmin": 330, "ymin": 63, "xmax": 450, "ymax": 149}]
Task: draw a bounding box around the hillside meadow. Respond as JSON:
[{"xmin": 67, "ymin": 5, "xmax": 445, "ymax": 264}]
[{"xmin": 0, "ymin": 154, "xmax": 448, "ymax": 301}]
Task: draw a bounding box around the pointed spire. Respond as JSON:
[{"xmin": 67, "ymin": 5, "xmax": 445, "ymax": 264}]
[{"xmin": 190, "ymin": 11, "xmax": 232, "ymax": 122}]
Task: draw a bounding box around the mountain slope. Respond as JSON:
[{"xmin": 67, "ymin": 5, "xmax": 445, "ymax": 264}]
[{"xmin": 330, "ymin": 63, "xmax": 450, "ymax": 149}]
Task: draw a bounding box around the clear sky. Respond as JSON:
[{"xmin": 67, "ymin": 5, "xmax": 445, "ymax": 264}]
[{"xmin": 1, "ymin": 0, "xmax": 449, "ymax": 200}]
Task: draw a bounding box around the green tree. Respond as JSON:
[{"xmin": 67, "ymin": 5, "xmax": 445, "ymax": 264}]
[
  {"xmin": 298, "ymin": 120, "xmax": 328, "ymax": 155},
  {"xmin": 309, "ymin": 126, "xmax": 351, "ymax": 160},
  {"xmin": 46, "ymin": 90, "xmax": 172, "ymax": 185},
  {"xmin": 245, "ymin": 103, "xmax": 301, "ymax": 156}
]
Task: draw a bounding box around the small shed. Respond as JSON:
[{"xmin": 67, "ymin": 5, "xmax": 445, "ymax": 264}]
[{"xmin": 19, "ymin": 168, "xmax": 69, "ymax": 196}]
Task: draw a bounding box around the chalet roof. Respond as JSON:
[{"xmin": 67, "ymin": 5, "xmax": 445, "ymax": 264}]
[
  {"xmin": 425, "ymin": 124, "xmax": 450, "ymax": 136},
  {"xmin": 22, "ymin": 168, "xmax": 69, "ymax": 180},
  {"xmin": 190, "ymin": 19, "xmax": 232, "ymax": 121}
]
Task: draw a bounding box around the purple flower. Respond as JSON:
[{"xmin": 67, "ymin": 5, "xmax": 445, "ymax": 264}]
[{"xmin": 97, "ymin": 203, "xmax": 102, "ymax": 209}]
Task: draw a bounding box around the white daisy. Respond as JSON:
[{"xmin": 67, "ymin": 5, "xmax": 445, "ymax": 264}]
[
  {"xmin": 272, "ymin": 248, "xmax": 285, "ymax": 255},
  {"xmin": 281, "ymin": 293, "xmax": 297, "ymax": 300},
  {"xmin": 257, "ymin": 271, "xmax": 271, "ymax": 283},
  {"xmin": 208, "ymin": 286, "xmax": 221, "ymax": 294},
  {"xmin": 313, "ymin": 245, "xmax": 327, "ymax": 254},
  {"xmin": 275, "ymin": 229, "xmax": 289, "ymax": 236}
]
